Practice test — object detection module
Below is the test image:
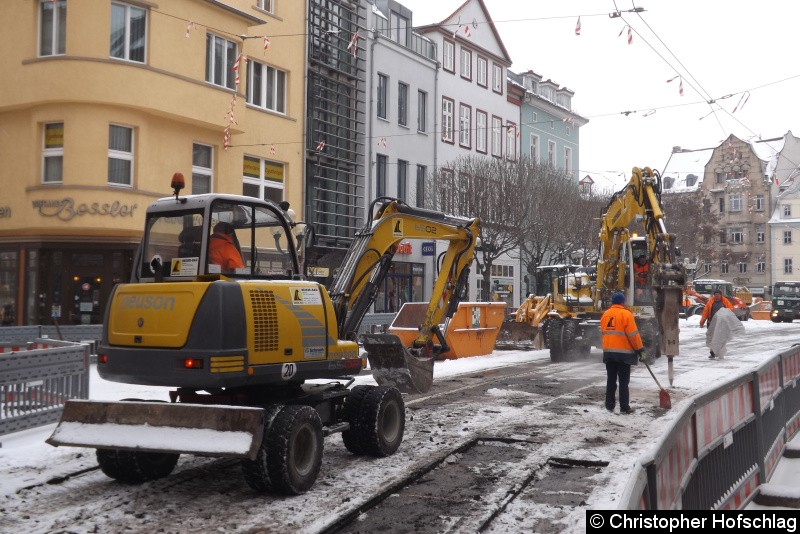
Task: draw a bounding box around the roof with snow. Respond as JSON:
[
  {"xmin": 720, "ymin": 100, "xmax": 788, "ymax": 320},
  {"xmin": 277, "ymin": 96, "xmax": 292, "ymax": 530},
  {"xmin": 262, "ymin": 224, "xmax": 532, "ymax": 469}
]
[{"xmin": 660, "ymin": 148, "xmax": 714, "ymax": 193}]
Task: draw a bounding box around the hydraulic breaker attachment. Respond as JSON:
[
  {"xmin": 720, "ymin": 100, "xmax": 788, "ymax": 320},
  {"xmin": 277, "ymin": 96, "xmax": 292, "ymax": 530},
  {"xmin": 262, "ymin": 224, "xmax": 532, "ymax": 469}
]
[
  {"xmin": 47, "ymin": 400, "xmax": 265, "ymax": 459},
  {"xmin": 362, "ymin": 333, "xmax": 434, "ymax": 394}
]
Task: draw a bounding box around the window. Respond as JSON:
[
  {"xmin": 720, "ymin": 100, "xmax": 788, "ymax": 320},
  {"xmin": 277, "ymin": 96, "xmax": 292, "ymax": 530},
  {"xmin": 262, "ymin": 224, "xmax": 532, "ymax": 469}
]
[
  {"xmin": 476, "ymin": 111, "xmax": 487, "ymax": 153},
  {"xmin": 258, "ymin": 0, "xmax": 274, "ymax": 13},
  {"xmin": 460, "ymin": 48, "xmax": 472, "ymax": 80},
  {"xmin": 738, "ymin": 261, "xmax": 747, "ymax": 273},
  {"xmin": 784, "ymin": 230, "xmax": 792, "ymax": 245},
  {"xmin": 416, "ymin": 165, "xmax": 426, "ymax": 207},
  {"xmin": 417, "ymin": 90, "xmax": 427, "ymax": 132},
  {"xmin": 206, "ymin": 33, "xmax": 237, "ymax": 89},
  {"xmin": 719, "ymin": 197, "xmax": 725, "ymax": 213},
  {"xmin": 443, "ymin": 40, "xmax": 455, "ymax": 72},
  {"xmin": 703, "ymin": 262, "xmax": 711, "ymax": 274},
  {"xmin": 550, "ymin": 120, "xmax": 554, "ymax": 129},
  {"xmin": 398, "ymin": 82, "xmax": 408, "ymax": 126},
  {"xmin": 377, "ymin": 74, "xmax": 388, "ymax": 119},
  {"xmin": 39, "ymin": 0, "xmax": 66, "ymax": 56},
  {"xmin": 756, "ymin": 225, "xmax": 765, "ymax": 243},
  {"xmin": 397, "ymin": 160, "xmax": 408, "ymax": 201},
  {"xmin": 459, "ymin": 105, "xmax": 471, "ymax": 148},
  {"xmin": 757, "ymin": 260, "xmax": 765, "ymax": 273},
  {"xmin": 376, "ymin": 154, "xmax": 387, "ymax": 197},
  {"xmin": 110, "ymin": 2, "xmax": 146, "ymax": 63},
  {"xmin": 192, "ymin": 143, "xmax": 213, "ymax": 194},
  {"xmin": 505, "ymin": 123, "xmax": 516, "ymax": 160},
  {"xmin": 477, "ymin": 56, "xmax": 487, "ymax": 87},
  {"xmin": 42, "ymin": 122, "xmax": 63, "ymax": 183},
  {"xmin": 491, "ymin": 116, "xmax": 502, "ymax": 157},
  {"xmin": 548, "ymin": 140, "xmax": 556, "ymax": 167},
  {"xmin": 755, "ymin": 195, "xmax": 764, "ymax": 211},
  {"xmin": 566, "ymin": 125, "xmax": 571, "ymax": 136},
  {"xmin": 784, "ymin": 204, "xmax": 792, "ymax": 217},
  {"xmin": 492, "ymin": 64, "xmax": 503, "ymax": 93},
  {"xmin": 247, "ymin": 61, "xmax": 286, "ymax": 113},
  {"xmin": 441, "ymin": 98, "xmax": 454, "ymax": 143},
  {"xmin": 785, "ymin": 258, "xmax": 793, "ymax": 275},
  {"xmin": 530, "ymin": 134, "xmax": 539, "ymax": 162},
  {"xmin": 108, "ymin": 125, "xmax": 133, "ymax": 186},
  {"xmin": 729, "ymin": 194, "xmax": 742, "ymax": 212},
  {"xmin": 242, "ymin": 156, "xmax": 284, "ymax": 203},
  {"xmin": 719, "ymin": 229, "xmax": 726, "ymax": 244},
  {"xmin": 730, "ymin": 228, "xmax": 743, "ymax": 243},
  {"xmin": 391, "ymin": 12, "xmax": 408, "ymax": 46},
  {"xmin": 564, "ymin": 146, "xmax": 572, "ymax": 173},
  {"xmin": 721, "ymin": 262, "xmax": 728, "ymax": 274}
]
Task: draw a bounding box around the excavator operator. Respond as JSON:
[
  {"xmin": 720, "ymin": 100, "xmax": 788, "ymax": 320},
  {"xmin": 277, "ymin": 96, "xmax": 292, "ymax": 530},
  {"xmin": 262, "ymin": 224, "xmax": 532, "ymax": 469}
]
[
  {"xmin": 633, "ymin": 254, "xmax": 650, "ymax": 288},
  {"xmin": 209, "ymin": 221, "xmax": 244, "ymax": 273}
]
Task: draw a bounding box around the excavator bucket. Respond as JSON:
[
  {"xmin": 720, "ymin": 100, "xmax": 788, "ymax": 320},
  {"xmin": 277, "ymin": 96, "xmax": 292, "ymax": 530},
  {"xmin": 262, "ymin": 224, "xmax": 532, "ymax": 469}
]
[
  {"xmin": 47, "ymin": 400, "xmax": 265, "ymax": 460},
  {"xmin": 495, "ymin": 321, "xmax": 539, "ymax": 350},
  {"xmin": 362, "ymin": 333, "xmax": 434, "ymax": 394}
]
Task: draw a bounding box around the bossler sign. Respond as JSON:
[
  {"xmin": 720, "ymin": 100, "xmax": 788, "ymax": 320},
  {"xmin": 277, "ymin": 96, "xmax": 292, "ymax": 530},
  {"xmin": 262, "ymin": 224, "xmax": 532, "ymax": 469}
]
[{"xmin": 32, "ymin": 198, "xmax": 138, "ymax": 221}]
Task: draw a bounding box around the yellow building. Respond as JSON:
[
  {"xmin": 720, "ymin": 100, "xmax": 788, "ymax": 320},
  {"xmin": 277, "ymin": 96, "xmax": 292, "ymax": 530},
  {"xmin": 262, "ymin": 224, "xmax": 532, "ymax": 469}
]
[{"xmin": 0, "ymin": 0, "xmax": 305, "ymax": 325}]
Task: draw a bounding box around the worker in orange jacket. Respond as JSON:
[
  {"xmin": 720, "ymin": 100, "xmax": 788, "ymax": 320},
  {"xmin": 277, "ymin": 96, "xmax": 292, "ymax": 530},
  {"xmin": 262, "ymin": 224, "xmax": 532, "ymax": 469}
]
[
  {"xmin": 601, "ymin": 292, "xmax": 645, "ymax": 414},
  {"xmin": 698, "ymin": 289, "xmax": 734, "ymax": 358},
  {"xmin": 633, "ymin": 255, "xmax": 650, "ymax": 287},
  {"xmin": 208, "ymin": 222, "xmax": 244, "ymax": 273}
]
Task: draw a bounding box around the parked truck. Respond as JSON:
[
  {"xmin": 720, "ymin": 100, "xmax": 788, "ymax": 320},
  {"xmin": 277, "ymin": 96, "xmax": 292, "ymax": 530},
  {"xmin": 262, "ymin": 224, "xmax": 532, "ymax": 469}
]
[{"xmin": 771, "ymin": 281, "xmax": 800, "ymax": 322}]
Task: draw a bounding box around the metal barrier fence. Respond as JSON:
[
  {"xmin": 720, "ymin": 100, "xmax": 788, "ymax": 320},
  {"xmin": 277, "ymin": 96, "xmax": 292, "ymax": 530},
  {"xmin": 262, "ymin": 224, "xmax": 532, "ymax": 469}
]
[
  {"xmin": 0, "ymin": 339, "xmax": 91, "ymax": 439},
  {"xmin": 621, "ymin": 344, "xmax": 800, "ymax": 509}
]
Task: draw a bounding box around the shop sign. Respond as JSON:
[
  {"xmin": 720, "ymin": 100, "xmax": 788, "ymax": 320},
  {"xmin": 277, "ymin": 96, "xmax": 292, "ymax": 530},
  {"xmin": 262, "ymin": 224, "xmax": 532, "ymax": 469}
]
[
  {"xmin": 396, "ymin": 242, "xmax": 412, "ymax": 254},
  {"xmin": 0, "ymin": 206, "xmax": 10, "ymax": 218},
  {"xmin": 421, "ymin": 242, "xmax": 435, "ymax": 256},
  {"xmin": 32, "ymin": 198, "xmax": 138, "ymax": 222}
]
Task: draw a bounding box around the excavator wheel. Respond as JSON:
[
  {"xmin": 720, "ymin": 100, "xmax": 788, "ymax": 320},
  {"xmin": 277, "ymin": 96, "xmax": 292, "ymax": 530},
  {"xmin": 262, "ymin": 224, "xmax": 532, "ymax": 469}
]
[
  {"xmin": 241, "ymin": 404, "xmax": 285, "ymax": 492},
  {"xmin": 561, "ymin": 320, "xmax": 581, "ymax": 360},
  {"xmin": 546, "ymin": 318, "xmax": 565, "ymax": 362},
  {"xmin": 351, "ymin": 386, "xmax": 405, "ymax": 457},
  {"xmin": 95, "ymin": 398, "xmax": 180, "ymax": 484},
  {"xmin": 341, "ymin": 385, "xmax": 373, "ymax": 455},
  {"xmin": 242, "ymin": 404, "xmax": 323, "ymax": 495},
  {"xmin": 96, "ymin": 448, "xmax": 180, "ymax": 484}
]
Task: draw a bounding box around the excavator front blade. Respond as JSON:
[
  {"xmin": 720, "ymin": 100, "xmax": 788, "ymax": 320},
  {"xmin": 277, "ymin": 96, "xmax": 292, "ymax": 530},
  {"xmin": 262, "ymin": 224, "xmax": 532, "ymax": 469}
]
[
  {"xmin": 362, "ymin": 333, "xmax": 434, "ymax": 394},
  {"xmin": 47, "ymin": 400, "xmax": 265, "ymax": 459},
  {"xmin": 494, "ymin": 321, "xmax": 539, "ymax": 350}
]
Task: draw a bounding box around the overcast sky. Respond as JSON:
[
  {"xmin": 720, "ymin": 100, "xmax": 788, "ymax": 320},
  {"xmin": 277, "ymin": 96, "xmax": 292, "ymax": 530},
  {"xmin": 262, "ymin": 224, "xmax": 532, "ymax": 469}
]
[{"xmin": 397, "ymin": 0, "xmax": 800, "ymax": 192}]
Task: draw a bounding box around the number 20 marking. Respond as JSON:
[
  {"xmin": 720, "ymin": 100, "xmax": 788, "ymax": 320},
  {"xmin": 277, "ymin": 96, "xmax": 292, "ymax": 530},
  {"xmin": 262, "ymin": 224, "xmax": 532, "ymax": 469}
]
[{"xmin": 282, "ymin": 363, "xmax": 296, "ymax": 380}]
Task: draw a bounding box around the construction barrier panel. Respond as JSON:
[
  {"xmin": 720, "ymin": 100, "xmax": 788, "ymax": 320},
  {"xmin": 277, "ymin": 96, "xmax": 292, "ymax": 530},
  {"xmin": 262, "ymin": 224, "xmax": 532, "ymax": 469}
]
[
  {"xmin": 620, "ymin": 344, "xmax": 800, "ymax": 510},
  {"xmin": 0, "ymin": 339, "xmax": 90, "ymax": 439}
]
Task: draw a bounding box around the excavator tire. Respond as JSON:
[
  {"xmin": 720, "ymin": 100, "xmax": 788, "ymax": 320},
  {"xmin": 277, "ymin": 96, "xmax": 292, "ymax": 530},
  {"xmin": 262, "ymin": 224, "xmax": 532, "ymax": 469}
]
[
  {"xmin": 341, "ymin": 385, "xmax": 373, "ymax": 455},
  {"xmin": 95, "ymin": 398, "xmax": 180, "ymax": 484},
  {"xmin": 242, "ymin": 405, "xmax": 323, "ymax": 495},
  {"xmin": 561, "ymin": 320, "xmax": 581, "ymax": 360},
  {"xmin": 546, "ymin": 318, "xmax": 565, "ymax": 362},
  {"xmin": 96, "ymin": 449, "xmax": 180, "ymax": 484},
  {"xmin": 241, "ymin": 404, "xmax": 285, "ymax": 492},
  {"xmin": 352, "ymin": 386, "xmax": 405, "ymax": 457}
]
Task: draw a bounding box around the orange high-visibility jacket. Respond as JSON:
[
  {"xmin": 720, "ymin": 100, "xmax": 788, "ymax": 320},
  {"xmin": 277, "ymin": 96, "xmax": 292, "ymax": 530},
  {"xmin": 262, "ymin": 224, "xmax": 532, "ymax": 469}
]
[
  {"xmin": 208, "ymin": 232, "xmax": 244, "ymax": 271},
  {"xmin": 700, "ymin": 296, "xmax": 733, "ymax": 321},
  {"xmin": 601, "ymin": 304, "xmax": 644, "ymax": 354},
  {"xmin": 634, "ymin": 261, "xmax": 650, "ymax": 286}
]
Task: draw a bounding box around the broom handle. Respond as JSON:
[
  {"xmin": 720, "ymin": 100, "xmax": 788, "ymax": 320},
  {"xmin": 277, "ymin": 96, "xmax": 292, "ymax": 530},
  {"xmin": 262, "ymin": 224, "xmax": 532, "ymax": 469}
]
[{"xmin": 643, "ymin": 360, "xmax": 665, "ymax": 391}]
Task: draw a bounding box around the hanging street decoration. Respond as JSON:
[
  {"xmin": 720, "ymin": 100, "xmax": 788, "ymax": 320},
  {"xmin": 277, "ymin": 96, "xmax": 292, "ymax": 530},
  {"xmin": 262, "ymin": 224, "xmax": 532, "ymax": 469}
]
[
  {"xmin": 316, "ymin": 139, "xmax": 326, "ymax": 152},
  {"xmin": 667, "ymin": 76, "xmax": 684, "ymax": 96},
  {"xmin": 732, "ymin": 91, "xmax": 750, "ymax": 113},
  {"xmin": 347, "ymin": 32, "xmax": 360, "ymax": 58},
  {"xmin": 619, "ymin": 25, "xmax": 632, "ymax": 44},
  {"xmin": 263, "ymin": 36, "xmax": 271, "ymax": 55},
  {"xmin": 378, "ymin": 137, "xmax": 388, "ymax": 148},
  {"xmin": 270, "ymin": 144, "xmax": 276, "ymax": 155},
  {"xmin": 575, "ymin": 17, "xmax": 581, "ymax": 36},
  {"xmin": 185, "ymin": 22, "xmax": 197, "ymax": 38}
]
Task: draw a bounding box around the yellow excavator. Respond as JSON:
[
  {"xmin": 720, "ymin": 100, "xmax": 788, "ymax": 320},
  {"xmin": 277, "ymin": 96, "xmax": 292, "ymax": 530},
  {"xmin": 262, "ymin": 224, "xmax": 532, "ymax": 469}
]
[
  {"xmin": 503, "ymin": 168, "xmax": 685, "ymax": 379},
  {"xmin": 47, "ymin": 179, "xmax": 479, "ymax": 495}
]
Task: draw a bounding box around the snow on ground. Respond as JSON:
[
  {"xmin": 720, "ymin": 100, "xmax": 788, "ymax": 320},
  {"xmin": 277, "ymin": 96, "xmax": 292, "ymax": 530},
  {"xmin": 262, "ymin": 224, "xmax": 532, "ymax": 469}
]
[{"xmin": 1, "ymin": 314, "xmax": 799, "ymax": 520}]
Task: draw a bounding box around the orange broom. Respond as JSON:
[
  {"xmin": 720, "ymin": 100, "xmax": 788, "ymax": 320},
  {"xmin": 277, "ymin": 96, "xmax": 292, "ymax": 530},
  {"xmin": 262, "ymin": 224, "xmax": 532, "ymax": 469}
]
[{"xmin": 643, "ymin": 360, "xmax": 672, "ymax": 409}]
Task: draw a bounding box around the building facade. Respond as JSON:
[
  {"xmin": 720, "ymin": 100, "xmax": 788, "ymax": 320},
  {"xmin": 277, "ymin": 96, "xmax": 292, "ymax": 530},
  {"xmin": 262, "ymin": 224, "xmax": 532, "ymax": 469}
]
[
  {"xmin": 511, "ymin": 69, "xmax": 587, "ymax": 184},
  {"xmin": 0, "ymin": 0, "xmax": 305, "ymax": 325},
  {"xmin": 768, "ymin": 132, "xmax": 800, "ymax": 285}
]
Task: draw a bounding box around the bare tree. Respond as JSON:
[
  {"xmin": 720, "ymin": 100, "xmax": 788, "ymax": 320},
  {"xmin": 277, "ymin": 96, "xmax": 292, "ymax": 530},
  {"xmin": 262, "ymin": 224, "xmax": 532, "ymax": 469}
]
[
  {"xmin": 661, "ymin": 191, "xmax": 719, "ymax": 279},
  {"xmin": 427, "ymin": 156, "xmax": 527, "ymax": 301}
]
